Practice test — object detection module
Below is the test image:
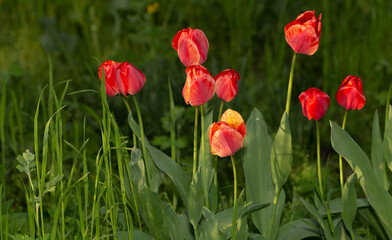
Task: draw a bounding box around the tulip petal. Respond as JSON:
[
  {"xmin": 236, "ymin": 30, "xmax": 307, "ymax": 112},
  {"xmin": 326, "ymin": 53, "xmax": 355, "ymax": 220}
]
[
  {"xmin": 210, "ymin": 125, "xmax": 244, "ymax": 157},
  {"xmin": 336, "ymin": 75, "xmax": 366, "ymax": 110},
  {"xmin": 221, "ymin": 109, "xmax": 246, "ymax": 137},
  {"xmin": 178, "ymin": 36, "xmax": 201, "ymax": 67}
]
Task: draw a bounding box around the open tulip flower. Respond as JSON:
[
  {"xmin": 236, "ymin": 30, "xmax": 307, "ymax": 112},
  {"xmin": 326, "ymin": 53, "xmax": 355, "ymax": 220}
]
[
  {"xmin": 284, "ymin": 10, "xmax": 322, "ymax": 56},
  {"xmin": 183, "ymin": 65, "xmax": 215, "ymax": 106},
  {"xmin": 172, "ymin": 28, "xmax": 209, "ymax": 67},
  {"xmin": 209, "ymin": 109, "xmax": 246, "ymax": 158},
  {"xmin": 99, "ymin": 60, "xmax": 146, "ymax": 97},
  {"xmin": 335, "ymin": 75, "xmax": 366, "ymax": 110},
  {"xmin": 215, "ymin": 69, "xmax": 240, "ymax": 102},
  {"xmin": 299, "ymin": 87, "xmax": 330, "ymax": 120}
]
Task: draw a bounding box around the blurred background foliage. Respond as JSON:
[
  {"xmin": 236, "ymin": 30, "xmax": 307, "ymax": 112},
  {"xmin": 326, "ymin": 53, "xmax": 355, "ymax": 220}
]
[{"xmin": 0, "ymin": 0, "xmax": 391, "ymax": 228}]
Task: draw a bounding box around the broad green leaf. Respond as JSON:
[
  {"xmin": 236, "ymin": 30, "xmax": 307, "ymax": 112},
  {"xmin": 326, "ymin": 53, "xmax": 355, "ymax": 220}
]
[
  {"xmin": 188, "ymin": 168, "xmax": 204, "ymax": 230},
  {"xmin": 271, "ymin": 111, "xmax": 292, "ymax": 191},
  {"xmin": 146, "ymin": 145, "xmax": 191, "ymax": 204},
  {"xmin": 372, "ymin": 110, "xmax": 388, "ymax": 190},
  {"xmin": 277, "ymin": 218, "xmax": 320, "ymax": 240},
  {"xmin": 334, "ymin": 221, "xmax": 350, "ymax": 240},
  {"xmin": 331, "ymin": 121, "xmax": 392, "ymax": 237},
  {"xmin": 138, "ymin": 189, "xmax": 169, "ymax": 240},
  {"xmin": 384, "ymin": 105, "xmax": 392, "ymax": 172},
  {"xmin": 270, "ymin": 190, "xmax": 285, "ymax": 240},
  {"xmin": 177, "ymin": 214, "xmax": 194, "ymax": 240},
  {"xmin": 243, "ymin": 108, "xmax": 274, "ymax": 236},
  {"xmin": 199, "ymin": 110, "xmax": 214, "ymax": 205},
  {"xmin": 300, "ymin": 198, "xmax": 334, "ymax": 240},
  {"xmin": 358, "ymin": 208, "xmax": 388, "ymax": 240},
  {"xmin": 199, "ymin": 213, "xmax": 225, "ymax": 240},
  {"xmin": 342, "ymin": 173, "xmax": 357, "ymax": 236},
  {"xmin": 236, "ymin": 216, "xmax": 249, "ymax": 240},
  {"xmin": 163, "ymin": 202, "xmax": 184, "ymax": 240},
  {"xmin": 128, "ymin": 148, "xmax": 147, "ymax": 191},
  {"xmin": 318, "ymin": 198, "xmax": 369, "ymax": 216}
]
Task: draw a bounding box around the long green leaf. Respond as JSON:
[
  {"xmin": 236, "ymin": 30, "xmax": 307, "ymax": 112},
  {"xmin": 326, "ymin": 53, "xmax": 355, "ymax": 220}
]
[
  {"xmin": 372, "ymin": 110, "xmax": 388, "ymax": 190},
  {"xmin": 300, "ymin": 198, "xmax": 334, "ymax": 240},
  {"xmin": 342, "ymin": 173, "xmax": 357, "ymax": 236},
  {"xmin": 384, "ymin": 105, "xmax": 392, "ymax": 172},
  {"xmin": 271, "ymin": 111, "xmax": 292, "ymax": 191},
  {"xmin": 163, "ymin": 202, "xmax": 184, "ymax": 240},
  {"xmin": 138, "ymin": 189, "xmax": 169, "ymax": 240},
  {"xmin": 146, "ymin": 145, "xmax": 191, "ymax": 204},
  {"xmin": 243, "ymin": 108, "xmax": 274, "ymax": 237},
  {"xmin": 277, "ymin": 218, "xmax": 320, "ymax": 240},
  {"xmin": 331, "ymin": 121, "xmax": 392, "ymax": 237},
  {"xmin": 188, "ymin": 168, "xmax": 204, "ymax": 230},
  {"xmin": 199, "ymin": 110, "xmax": 214, "ymax": 204}
]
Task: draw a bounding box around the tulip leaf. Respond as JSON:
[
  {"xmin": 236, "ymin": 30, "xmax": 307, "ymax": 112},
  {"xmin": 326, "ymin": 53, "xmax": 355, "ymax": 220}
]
[
  {"xmin": 318, "ymin": 198, "xmax": 369, "ymax": 216},
  {"xmin": 128, "ymin": 148, "xmax": 147, "ymax": 191},
  {"xmin": 384, "ymin": 105, "xmax": 392, "ymax": 172},
  {"xmin": 243, "ymin": 108, "xmax": 274, "ymax": 237},
  {"xmin": 372, "ymin": 110, "xmax": 388, "ymax": 190},
  {"xmin": 163, "ymin": 202, "xmax": 184, "ymax": 240},
  {"xmin": 188, "ymin": 167, "xmax": 204, "ymax": 230},
  {"xmin": 146, "ymin": 145, "xmax": 191, "ymax": 205},
  {"xmin": 300, "ymin": 198, "xmax": 334, "ymax": 240},
  {"xmin": 271, "ymin": 111, "xmax": 292, "ymax": 191},
  {"xmin": 342, "ymin": 173, "xmax": 357, "ymax": 236},
  {"xmin": 276, "ymin": 218, "xmax": 320, "ymax": 240},
  {"xmin": 330, "ymin": 121, "xmax": 392, "ymax": 237},
  {"xmin": 138, "ymin": 189, "xmax": 170, "ymax": 240},
  {"xmin": 198, "ymin": 109, "xmax": 214, "ymax": 206}
]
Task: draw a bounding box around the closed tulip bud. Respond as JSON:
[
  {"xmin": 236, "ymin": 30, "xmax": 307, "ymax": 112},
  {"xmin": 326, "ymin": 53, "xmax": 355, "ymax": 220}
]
[
  {"xmin": 284, "ymin": 10, "xmax": 322, "ymax": 55},
  {"xmin": 215, "ymin": 69, "xmax": 240, "ymax": 102},
  {"xmin": 182, "ymin": 65, "xmax": 215, "ymax": 106},
  {"xmin": 209, "ymin": 109, "xmax": 246, "ymax": 157},
  {"xmin": 299, "ymin": 88, "xmax": 330, "ymax": 120},
  {"xmin": 98, "ymin": 60, "xmax": 121, "ymax": 96},
  {"xmin": 172, "ymin": 28, "xmax": 209, "ymax": 67},
  {"xmin": 99, "ymin": 61, "xmax": 146, "ymax": 97},
  {"xmin": 335, "ymin": 75, "xmax": 365, "ymax": 110},
  {"xmin": 119, "ymin": 62, "xmax": 146, "ymax": 96}
]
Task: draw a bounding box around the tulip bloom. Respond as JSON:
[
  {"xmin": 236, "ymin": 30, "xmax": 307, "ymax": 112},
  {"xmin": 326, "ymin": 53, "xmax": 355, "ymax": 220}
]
[
  {"xmin": 98, "ymin": 61, "xmax": 146, "ymax": 97},
  {"xmin": 215, "ymin": 69, "xmax": 240, "ymax": 102},
  {"xmin": 183, "ymin": 65, "xmax": 215, "ymax": 106},
  {"xmin": 172, "ymin": 28, "xmax": 209, "ymax": 67},
  {"xmin": 209, "ymin": 109, "xmax": 246, "ymax": 157},
  {"xmin": 284, "ymin": 10, "xmax": 322, "ymax": 55},
  {"xmin": 335, "ymin": 75, "xmax": 366, "ymax": 110},
  {"xmin": 299, "ymin": 88, "xmax": 330, "ymax": 120}
]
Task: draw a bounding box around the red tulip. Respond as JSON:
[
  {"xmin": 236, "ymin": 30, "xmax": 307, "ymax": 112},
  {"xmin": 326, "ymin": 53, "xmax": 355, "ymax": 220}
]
[
  {"xmin": 99, "ymin": 61, "xmax": 146, "ymax": 97},
  {"xmin": 209, "ymin": 109, "xmax": 246, "ymax": 157},
  {"xmin": 183, "ymin": 65, "xmax": 215, "ymax": 106},
  {"xmin": 99, "ymin": 60, "xmax": 121, "ymax": 96},
  {"xmin": 335, "ymin": 75, "xmax": 365, "ymax": 110},
  {"xmin": 172, "ymin": 28, "xmax": 209, "ymax": 67},
  {"xmin": 118, "ymin": 62, "xmax": 146, "ymax": 96},
  {"xmin": 215, "ymin": 69, "xmax": 240, "ymax": 102},
  {"xmin": 299, "ymin": 88, "xmax": 330, "ymax": 120},
  {"xmin": 284, "ymin": 10, "xmax": 322, "ymax": 56}
]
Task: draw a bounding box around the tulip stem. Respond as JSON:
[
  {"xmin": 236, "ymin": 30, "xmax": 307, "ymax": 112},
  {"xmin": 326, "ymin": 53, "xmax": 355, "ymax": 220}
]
[
  {"xmin": 231, "ymin": 155, "xmax": 237, "ymax": 240},
  {"xmin": 200, "ymin": 105, "xmax": 209, "ymax": 209},
  {"xmin": 339, "ymin": 110, "xmax": 348, "ymax": 192},
  {"xmin": 133, "ymin": 95, "xmax": 151, "ymax": 187},
  {"xmin": 316, "ymin": 120, "xmax": 335, "ymax": 237},
  {"xmin": 316, "ymin": 120, "xmax": 323, "ymax": 198},
  {"xmin": 285, "ymin": 52, "xmax": 297, "ymax": 115},
  {"xmin": 218, "ymin": 101, "xmax": 224, "ymax": 121},
  {"xmin": 386, "ymin": 81, "xmax": 392, "ymax": 124},
  {"xmin": 122, "ymin": 97, "xmax": 137, "ymax": 148},
  {"xmin": 193, "ymin": 107, "xmax": 199, "ymax": 176}
]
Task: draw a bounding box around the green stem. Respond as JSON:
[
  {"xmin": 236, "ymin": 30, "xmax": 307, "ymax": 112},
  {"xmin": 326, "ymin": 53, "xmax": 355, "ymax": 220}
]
[
  {"xmin": 386, "ymin": 81, "xmax": 392, "ymax": 124},
  {"xmin": 231, "ymin": 156, "xmax": 237, "ymax": 240},
  {"xmin": 218, "ymin": 101, "xmax": 224, "ymax": 121},
  {"xmin": 193, "ymin": 107, "xmax": 199, "ymax": 176},
  {"xmin": 133, "ymin": 95, "xmax": 151, "ymax": 187},
  {"xmin": 266, "ymin": 187, "xmax": 280, "ymax": 240},
  {"xmin": 316, "ymin": 120, "xmax": 323, "ymax": 199},
  {"xmin": 285, "ymin": 52, "xmax": 297, "ymax": 115},
  {"xmin": 316, "ymin": 120, "xmax": 335, "ymax": 237},
  {"xmin": 200, "ymin": 105, "xmax": 209, "ymax": 209},
  {"xmin": 339, "ymin": 110, "xmax": 348, "ymax": 192},
  {"xmin": 122, "ymin": 97, "xmax": 137, "ymax": 148}
]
